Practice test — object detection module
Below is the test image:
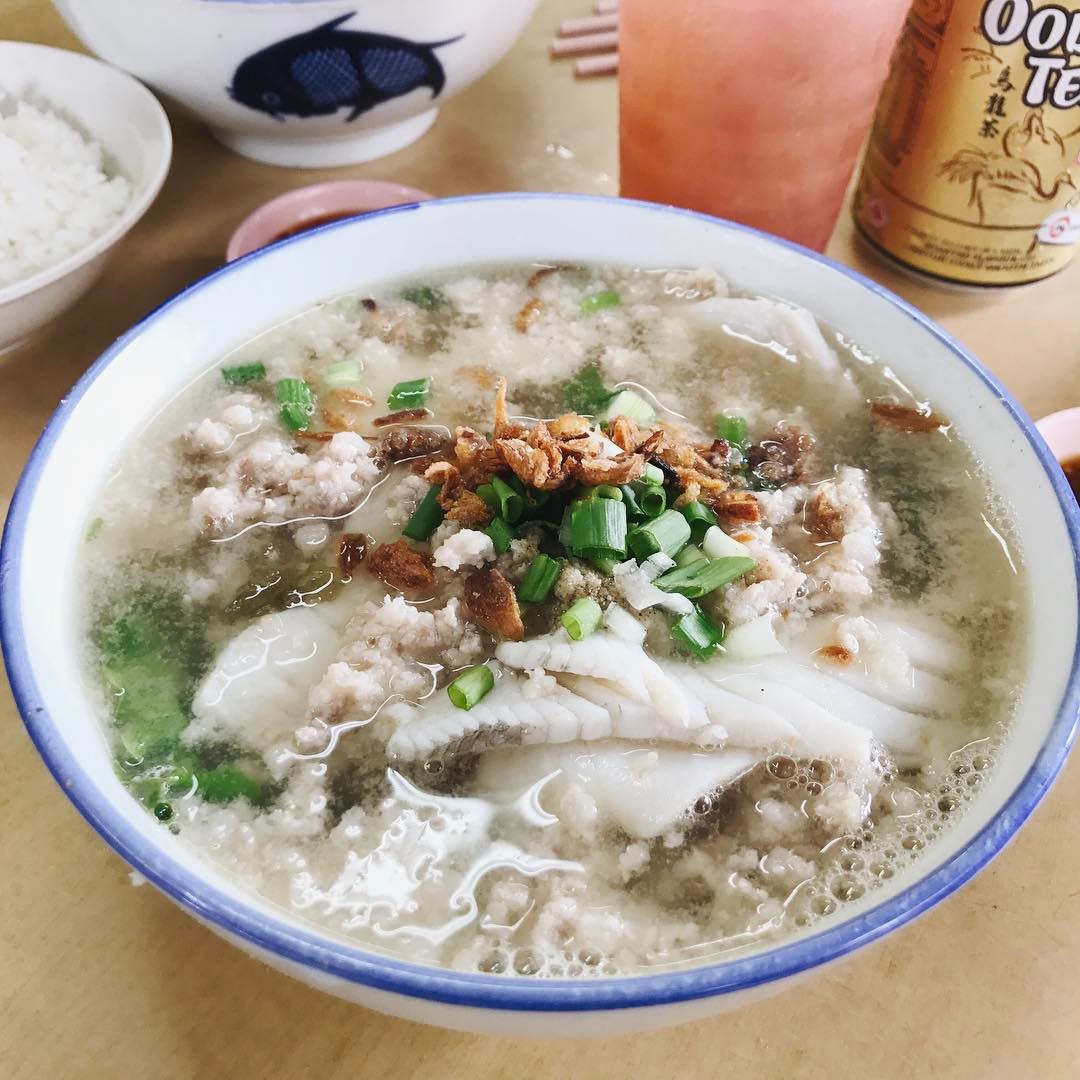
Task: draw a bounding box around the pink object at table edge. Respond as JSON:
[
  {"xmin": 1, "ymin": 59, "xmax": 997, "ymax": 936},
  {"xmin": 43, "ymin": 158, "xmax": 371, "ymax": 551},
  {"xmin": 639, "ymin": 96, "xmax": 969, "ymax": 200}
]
[
  {"xmin": 1036, "ymin": 408, "xmax": 1080, "ymax": 464},
  {"xmin": 226, "ymin": 180, "xmax": 434, "ymax": 262}
]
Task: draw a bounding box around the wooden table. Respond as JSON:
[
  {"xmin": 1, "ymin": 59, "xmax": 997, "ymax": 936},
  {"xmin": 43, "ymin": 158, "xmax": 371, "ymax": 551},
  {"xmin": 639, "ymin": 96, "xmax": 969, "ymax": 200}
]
[{"xmin": 3, "ymin": 1, "xmax": 1079, "ymax": 1076}]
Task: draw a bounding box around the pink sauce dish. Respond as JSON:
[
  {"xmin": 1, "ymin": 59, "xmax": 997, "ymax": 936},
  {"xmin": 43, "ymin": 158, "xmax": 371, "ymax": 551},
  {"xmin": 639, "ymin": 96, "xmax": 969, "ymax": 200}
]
[
  {"xmin": 1036, "ymin": 408, "xmax": 1080, "ymax": 467},
  {"xmin": 226, "ymin": 180, "xmax": 433, "ymax": 262}
]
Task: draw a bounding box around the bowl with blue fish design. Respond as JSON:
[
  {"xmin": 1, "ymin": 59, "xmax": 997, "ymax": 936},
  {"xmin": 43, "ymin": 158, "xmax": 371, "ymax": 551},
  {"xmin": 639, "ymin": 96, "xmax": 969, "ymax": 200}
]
[{"xmin": 51, "ymin": 0, "xmax": 539, "ymax": 166}]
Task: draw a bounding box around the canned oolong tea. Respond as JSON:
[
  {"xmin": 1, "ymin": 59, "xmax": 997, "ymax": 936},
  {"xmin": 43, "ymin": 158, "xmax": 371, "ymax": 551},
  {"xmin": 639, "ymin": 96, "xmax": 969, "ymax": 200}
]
[{"xmin": 854, "ymin": 0, "xmax": 1080, "ymax": 287}]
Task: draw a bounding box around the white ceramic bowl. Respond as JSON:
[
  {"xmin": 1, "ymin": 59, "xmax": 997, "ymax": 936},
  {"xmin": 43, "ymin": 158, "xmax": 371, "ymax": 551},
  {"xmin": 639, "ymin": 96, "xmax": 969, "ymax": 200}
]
[
  {"xmin": 52, "ymin": 0, "xmax": 539, "ymax": 167},
  {"xmin": 0, "ymin": 42, "xmax": 172, "ymax": 353},
  {"xmin": 4, "ymin": 195, "xmax": 1079, "ymax": 1036}
]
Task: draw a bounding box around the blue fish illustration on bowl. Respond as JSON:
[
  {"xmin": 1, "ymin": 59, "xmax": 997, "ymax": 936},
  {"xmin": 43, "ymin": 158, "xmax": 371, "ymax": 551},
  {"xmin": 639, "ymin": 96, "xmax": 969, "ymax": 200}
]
[
  {"xmin": 50, "ymin": 0, "xmax": 540, "ymax": 166},
  {"xmin": 229, "ymin": 14, "xmax": 462, "ymax": 123}
]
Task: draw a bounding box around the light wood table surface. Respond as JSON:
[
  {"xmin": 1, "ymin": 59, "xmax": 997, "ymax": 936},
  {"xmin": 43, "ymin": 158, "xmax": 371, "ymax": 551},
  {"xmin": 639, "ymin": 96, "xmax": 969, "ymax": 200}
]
[{"xmin": 3, "ymin": 1, "xmax": 1079, "ymax": 1076}]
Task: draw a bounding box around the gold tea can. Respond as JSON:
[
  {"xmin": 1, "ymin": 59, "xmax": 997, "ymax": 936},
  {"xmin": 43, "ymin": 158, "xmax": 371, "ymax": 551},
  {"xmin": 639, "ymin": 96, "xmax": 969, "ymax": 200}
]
[{"xmin": 854, "ymin": 0, "xmax": 1080, "ymax": 287}]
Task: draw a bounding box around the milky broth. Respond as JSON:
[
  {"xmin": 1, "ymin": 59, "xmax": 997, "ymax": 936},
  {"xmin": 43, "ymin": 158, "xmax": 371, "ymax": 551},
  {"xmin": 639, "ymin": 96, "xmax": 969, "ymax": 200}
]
[{"xmin": 80, "ymin": 264, "xmax": 1026, "ymax": 975}]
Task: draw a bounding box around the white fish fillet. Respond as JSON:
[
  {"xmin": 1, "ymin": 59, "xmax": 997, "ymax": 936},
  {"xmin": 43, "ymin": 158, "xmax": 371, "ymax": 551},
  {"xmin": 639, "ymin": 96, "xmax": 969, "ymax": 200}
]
[
  {"xmin": 477, "ymin": 742, "xmax": 761, "ymax": 840},
  {"xmin": 387, "ymin": 676, "xmax": 613, "ymax": 761},
  {"xmin": 755, "ymin": 658, "xmax": 928, "ymax": 755},
  {"xmin": 706, "ymin": 671, "xmax": 875, "ymax": 766},
  {"xmin": 495, "ymin": 630, "xmax": 691, "ymax": 727},
  {"xmin": 187, "ymin": 600, "xmax": 350, "ymax": 748},
  {"xmin": 676, "ymin": 668, "xmax": 799, "ymax": 750},
  {"xmin": 560, "ymin": 675, "xmax": 726, "ymax": 747},
  {"xmin": 684, "ymin": 296, "xmax": 844, "ymax": 378}
]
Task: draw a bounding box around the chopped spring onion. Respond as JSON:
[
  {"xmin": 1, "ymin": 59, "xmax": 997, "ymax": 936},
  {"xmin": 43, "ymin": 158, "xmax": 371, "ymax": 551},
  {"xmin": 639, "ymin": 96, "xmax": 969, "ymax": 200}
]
[
  {"xmin": 715, "ymin": 414, "xmax": 748, "ymax": 447},
  {"xmin": 387, "ymin": 377, "xmax": 431, "ymax": 411},
  {"xmin": 448, "ymin": 664, "xmax": 494, "ymax": 710},
  {"xmin": 598, "ymin": 389, "xmax": 655, "ymax": 425},
  {"xmin": 561, "ymin": 597, "xmax": 603, "ymax": 641},
  {"xmin": 570, "ymin": 498, "xmax": 628, "ymax": 561},
  {"xmin": 323, "ymin": 359, "xmax": 364, "ymax": 389},
  {"xmin": 642, "ymin": 463, "xmax": 665, "ymax": 486},
  {"xmin": 630, "ymin": 481, "xmax": 667, "ymax": 518},
  {"xmin": 196, "ymin": 764, "xmax": 269, "ymax": 806},
  {"xmin": 675, "ymin": 544, "xmax": 708, "ymax": 569},
  {"xmin": 485, "ymin": 517, "xmax": 515, "ymax": 554},
  {"xmin": 558, "ymin": 506, "xmax": 574, "ymax": 549},
  {"xmin": 627, "ymin": 509, "xmax": 690, "ymax": 562},
  {"xmin": 276, "ymin": 378, "xmax": 315, "ymax": 431},
  {"xmin": 672, "ymin": 607, "xmax": 726, "ymax": 660},
  {"xmin": 593, "ymin": 484, "xmax": 623, "ymax": 501},
  {"xmin": 402, "ymin": 285, "xmax": 447, "ymax": 311},
  {"xmin": 580, "ymin": 289, "xmax": 620, "ymax": 315},
  {"xmin": 222, "ymin": 362, "xmax": 266, "ymax": 385},
  {"xmin": 702, "ymin": 524, "xmax": 755, "ymax": 561},
  {"xmin": 402, "ymin": 484, "xmax": 444, "ymax": 541},
  {"xmin": 681, "ymin": 500, "xmax": 719, "ymax": 542},
  {"xmin": 491, "ymin": 475, "xmax": 525, "ymax": 523},
  {"xmin": 653, "ymin": 555, "xmax": 757, "ymax": 599},
  {"xmin": 589, "ymin": 554, "xmax": 621, "ymax": 576},
  {"xmin": 619, "ymin": 484, "xmax": 642, "ymax": 518},
  {"xmin": 517, "ymin": 554, "xmax": 562, "ymax": 603},
  {"xmin": 475, "ymin": 483, "xmax": 498, "ymax": 510}
]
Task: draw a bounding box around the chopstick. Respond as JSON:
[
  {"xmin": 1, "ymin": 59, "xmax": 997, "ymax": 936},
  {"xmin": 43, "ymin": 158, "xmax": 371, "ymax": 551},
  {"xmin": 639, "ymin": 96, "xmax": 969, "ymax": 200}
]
[
  {"xmin": 552, "ymin": 0, "xmax": 619, "ymax": 78},
  {"xmin": 550, "ymin": 30, "xmax": 619, "ymax": 58},
  {"xmin": 558, "ymin": 14, "xmax": 617, "ymax": 36}
]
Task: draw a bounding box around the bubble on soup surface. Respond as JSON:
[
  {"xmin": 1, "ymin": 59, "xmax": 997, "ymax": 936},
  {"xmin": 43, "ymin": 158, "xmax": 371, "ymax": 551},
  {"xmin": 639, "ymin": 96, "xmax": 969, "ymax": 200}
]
[
  {"xmin": 830, "ymin": 876, "xmax": 865, "ymax": 902},
  {"xmin": 478, "ymin": 951, "xmax": 507, "ymax": 974},
  {"xmin": 768, "ymin": 755, "xmax": 797, "ymax": 780},
  {"xmin": 513, "ymin": 949, "xmax": 543, "ymax": 976}
]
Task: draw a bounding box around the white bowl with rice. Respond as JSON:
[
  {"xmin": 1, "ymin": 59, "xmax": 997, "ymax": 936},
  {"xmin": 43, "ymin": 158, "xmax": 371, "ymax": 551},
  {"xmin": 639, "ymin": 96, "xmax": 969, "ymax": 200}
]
[{"xmin": 0, "ymin": 42, "xmax": 172, "ymax": 352}]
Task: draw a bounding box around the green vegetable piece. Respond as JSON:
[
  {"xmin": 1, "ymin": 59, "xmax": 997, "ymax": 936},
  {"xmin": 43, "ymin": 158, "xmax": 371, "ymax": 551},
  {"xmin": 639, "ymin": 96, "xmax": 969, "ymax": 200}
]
[
  {"xmin": 580, "ymin": 289, "xmax": 620, "ymax": 315},
  {"xmin": 448, "ymin": 664, "xmax": 495, "ymax": 710},
  {"xmin": 402, "ymin": 484, "xmax": 445, "ymax": 541},
  {"xmin": 475, "ymin": 483, "xmax": 499, "ymax": 510},
  {"xmin": 387, "ymin": 377, "xmax": 431, "ymax": 411},
  {"xmin": 153, "ymin": 802, "xmax": 174, "ymax": 822},
  {"xmin": 672, "ymin": 607, "xmax": 726, "ymax": 660},
  {"xmin": 627, "ymin": 509, "xmax": 691, "ymax": 562},
  {"xmin": 715, "ymin": 414, "xmax": 748, "ymax": 447},
  {"xmin": 629, "ymin": 481, "xmax": 667, "ymax": 518},
  {"xmin": 85, "ymin": 517, "xmax": 104, "ymax": 542},
  {"xmin": 402, "ymin": 285, "xmax": 448, "ymax": 311},
  {"xmin": 593, "ymin": 484, "xmax": 624, "ymax": 501},
  {"xmin": 680, "ymin": 500, "xmax": 719, "ymax": 542},
  {"xmin": 588, "ymin": 555, "xmax": 620, "ymax": 576},
  {"xmin": 642, "ymin": 463, "xmax": 665, "ymax": 486},
  {"xmin": 675, "ymin": 544, "xmax": 708, "ymax": 569},
  {"xmin": 322, "ymin": 360, "xmax": 363, "ymax": 390},
  {"xmin": 561, "ymin": 364, "xmax": 611, "ymax": 414},
  {"xmin": 561, "ymin": 597, "xmax": 603, "ymax": 641},
  {"xmin": 485, "ymin": 517, "xmax": 515, "ymax": 554},
  {"xmin": 517, "ymin": 554, "xmax": 563, "ymax": 604},
  {"xmin": 653, "ymin": 556, "xmax": 757, "ymax": 599},
  {"xmin": 570, "ymin": 498, "xmax": 627, "ymax": 561},
  {"xmin": 491, "ymin": 475, "xmax": 524, "ymax": 523},
  {"xmin": 620, "ymin": 484, "xmax": 643, "ymax": 518},
  {"xmin": 276, "ymin": 378, "xmax": 316, "ymax": 431},
  {"xmin": 195, "ymin": 765, "xmax": 268, "ymax": 805},
  {"xmin": 597, "ymin": 389, "xmax": 655, "ymax": 425},
  {"xmin": 222, "ymin": 362, "xmax": 266, "ymax": 386}
]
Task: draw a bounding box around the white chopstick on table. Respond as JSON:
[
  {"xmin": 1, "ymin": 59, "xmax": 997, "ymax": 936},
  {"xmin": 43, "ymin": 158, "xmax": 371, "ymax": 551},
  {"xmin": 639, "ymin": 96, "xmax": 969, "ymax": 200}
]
[{"xmin": 595, "ymin": 0, "xmax": 618, "ymax": 13}]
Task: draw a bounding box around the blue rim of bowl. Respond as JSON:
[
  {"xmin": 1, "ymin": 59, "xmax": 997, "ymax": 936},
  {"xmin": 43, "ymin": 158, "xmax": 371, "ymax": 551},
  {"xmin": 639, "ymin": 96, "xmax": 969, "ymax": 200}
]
[{"xmin": 4, "ymin": 193, "xmax": 1079, "ymax": 1013}]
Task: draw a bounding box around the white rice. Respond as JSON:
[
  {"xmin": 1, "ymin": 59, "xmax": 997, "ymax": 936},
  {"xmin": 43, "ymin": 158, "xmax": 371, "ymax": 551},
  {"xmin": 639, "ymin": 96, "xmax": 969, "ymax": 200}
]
[{"xmin": 0, "ymin": 99, "xmax": 131, "ymax": 290}]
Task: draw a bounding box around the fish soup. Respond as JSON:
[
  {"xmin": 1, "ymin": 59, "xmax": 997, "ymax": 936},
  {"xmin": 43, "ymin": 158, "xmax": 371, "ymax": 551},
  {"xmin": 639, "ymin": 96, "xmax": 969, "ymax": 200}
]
[{"xmin": 82, "ymin": 264, "xmax": 1025, "ymax": 975}]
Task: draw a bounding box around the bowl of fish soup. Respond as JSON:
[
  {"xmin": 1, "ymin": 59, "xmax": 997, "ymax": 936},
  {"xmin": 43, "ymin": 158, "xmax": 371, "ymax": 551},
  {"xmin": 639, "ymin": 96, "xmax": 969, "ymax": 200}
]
[
  {"xmin": 52, "ymin": 0, "xmax": 539, "ymax": 167},
  {"xmin": 3, "ymin": 194, "xmax": 1078, "ymax": 1036}
]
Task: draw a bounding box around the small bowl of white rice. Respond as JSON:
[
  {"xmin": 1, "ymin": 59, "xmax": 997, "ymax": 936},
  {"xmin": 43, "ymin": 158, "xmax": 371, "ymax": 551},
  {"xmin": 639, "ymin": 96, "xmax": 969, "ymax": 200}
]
[{"xmin": 0, "ymin": 42, "xmax": 172, "ymax": 352}]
